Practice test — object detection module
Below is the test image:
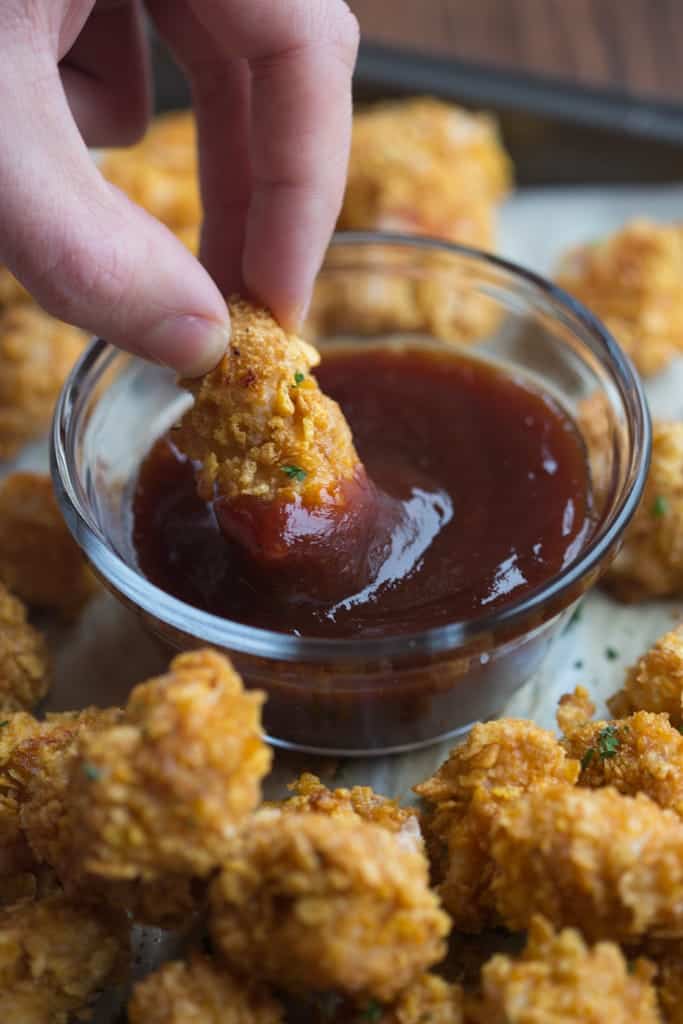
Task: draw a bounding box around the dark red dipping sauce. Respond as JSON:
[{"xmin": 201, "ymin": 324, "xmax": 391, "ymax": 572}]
[{"xmin": 133, "ymin": 344, "xmax": 593, "ymax": 638}]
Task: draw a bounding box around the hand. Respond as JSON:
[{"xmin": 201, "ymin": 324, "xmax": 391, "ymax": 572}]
[{"xmin": 0, "ymin": 0, "xmax": 358, "ymax": 374}]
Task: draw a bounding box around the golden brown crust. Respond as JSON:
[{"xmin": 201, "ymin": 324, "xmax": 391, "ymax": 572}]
[
  {"xmin": 0, "ymin": 583, "xmax": 50, "ymax": 713},
  {"xmin": 175, "ymin": 297, "xmax": 361, "ymax": 508},
  {"xmin": 556, "ymin": 685, "xmax": 596, "ymax": 736},
  {"xmin": 556, "ymin": 219, "xmax": 683, "ymax": 377},
  {"xmin": 488, "ymin": 784, "xmax": 683, "ymax": 942},
  {"xmin": 0, "ymin": 305, "xmax": 85, "ymax": 459},
  {"xmin": 127, "ymin": 953, "xmax": 283, "ymax": 1024},
  {"xmin": 209, "ymin": 810, "xmax": 450, "ymax": 1000},
  {"xmin": 604, "ymin": 422, "xmax": 683, "ymax": 600},
  {"xmin": 0, "ymin": 473, "xmax": 97, "ymax": 616},
  {"xmin": 608, "ymin": 627, "xmax": 683, "ymax": 723},
  {"xmin": 65, "ymin": 650, "xmax": 270, "ymax": 881},
  {"xmin": 471, "ymin": 915, "xmax": 661, "ymax": 1023},
  {"xmin": 562, "ymin": 709, "xmax": 683, "ymax": 816},
  {"xmin": 0, "ymin": 891, "xmax": 125, "ymax": 1024}
]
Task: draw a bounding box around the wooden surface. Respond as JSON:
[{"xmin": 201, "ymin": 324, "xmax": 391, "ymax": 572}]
[{"xmin": 350, "ymin": 0, "xmax": 683, "ymax": 102}]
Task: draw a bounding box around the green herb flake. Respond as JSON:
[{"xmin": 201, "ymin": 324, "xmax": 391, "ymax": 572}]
[
  {"xmin": 677, "ymin": 724, "xmax": 683, "ymax": 736},
  {"xmin": 362, "ymin": 1001, "xmax": 384, "ymax": 1024},
  {"xmin": 605, "ymin": 646, "xmax": 619, "ymax": 661},
  {"xmin": 281, "ymin": 464, "xmax": 307, "ymax": 482},
  {"xmin": 597, "ymin": 725, "xmax": 620, "ymax": 760},
  {"xmin": 573, "ymin": 659, "xmax": 584, "ymax": 670},
  {"xmin": 0, "ymin": 721, "xmax": 9, "ymax": 728},
  {"xmin": 293, "ymin": 371, "xmax": 306, "ymax": 386},
  {"xmin": 581, "ymin": 747, "xmax": 595, "ymax": 771},
  {"xmin": 652, "ymin": 495, "xmax": 669, "ymax": 518},
  {"xmin": 83, "ymin": 762, "xmax": 102, "ymax": 782}
]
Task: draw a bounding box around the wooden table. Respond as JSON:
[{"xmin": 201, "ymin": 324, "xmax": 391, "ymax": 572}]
[{"xmin": 349, "ymin": 0, "xmax": 683, "ymax": 103}]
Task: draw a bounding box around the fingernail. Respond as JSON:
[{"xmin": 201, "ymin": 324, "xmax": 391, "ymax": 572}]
[{"xmin": 144, "ymin": 315, "xmax": 230, "ymax": 377}]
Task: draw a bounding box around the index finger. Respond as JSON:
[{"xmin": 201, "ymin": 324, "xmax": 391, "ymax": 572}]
[{"xmin": 182, "ymin": 0, "xmax": 359, "ymax": 328}]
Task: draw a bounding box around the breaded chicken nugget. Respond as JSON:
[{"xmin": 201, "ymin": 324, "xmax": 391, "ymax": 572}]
[
  {"xmin": 101, "ymin": 111, "xmax": 200, "ymax": 231},
  {"xmin": 562, "ymin": 705, "xmax": 683, "ymax": 815},
  {"xmin": 604, "ymin": 421, "xmax": 683, "ymax": 600},
  {"xmin": 0, "ymin": 473, "xmax": 96, "ymax": 616},
  {"xmin": 556, "ymin": 685, "xmax": 596, "ymax": 736},
  {"xmin": 341, "ymin": 98, "xmax": 511, "ymax": 241},
  {"xmin": 65, "ymin": 650, "xmax": 269, "ymax": 881},
  {"xmin": 488, "ymin": 783, "xmax": 683, "ymax": 942},
  {"xmin": 0, "ymin": 305, "xmax": 86, "ymax": 459},
  {"xmin": 175, "ymin": 297, "xmax": 361, "ymax": 507},
  {"xmin": 556, "ymin": 219, "xmax": 683, "ymax": 377},
  {"xmin": 470, "ymin": 915, "xmax": 661, "ymax": 1024},
  {"xmin": 0, "ymin": 584, "xmax": 50, "ymax": 713},
  {"xmin": 210, "ymin": 810, "xmax": 450, "ymax": 1000},
  {"xmin": 0, "ymin": 891, "xmax": 124, "ymax": 1024},
  {"xmin": 127, "ymin": 953, "xmax": 283, "ymax": 1024},
  {"xmin": 609, "ymin": 626, "xmax": 683, "ymax": 724},
  {"xmin": 414, "ymin": 720, "xmax": 580, "ymax": 928},
  {"xmin": 280, "ymin": 773, "xmax": 422, "ymax": 852}
]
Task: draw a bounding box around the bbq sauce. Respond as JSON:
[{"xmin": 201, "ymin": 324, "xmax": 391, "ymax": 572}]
[{"xmin": 133, "ymin": 343, "xmax": 593, "ymax": 638}]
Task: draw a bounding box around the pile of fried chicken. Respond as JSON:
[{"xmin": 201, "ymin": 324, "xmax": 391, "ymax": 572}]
[{"xmin": 1, "ymin": 616, "xmax": 683, "ymax": 1021}]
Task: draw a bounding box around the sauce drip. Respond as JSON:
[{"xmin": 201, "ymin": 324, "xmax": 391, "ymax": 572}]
[{"xmin": 133, "ymin": 344, "xmax": 593, "ymax": 638}]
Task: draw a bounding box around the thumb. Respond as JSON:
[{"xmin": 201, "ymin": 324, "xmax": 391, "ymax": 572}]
[{"xmin": 0, "ymin": 48, "xmax": 228, "ymax": 375}]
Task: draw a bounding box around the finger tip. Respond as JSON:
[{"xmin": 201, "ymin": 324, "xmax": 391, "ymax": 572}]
[{"xmin": 140, "ymin": 315, "xmax": 231, "ymax": 378}]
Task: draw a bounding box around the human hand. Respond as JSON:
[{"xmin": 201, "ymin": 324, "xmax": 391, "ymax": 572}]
[{"xmin": 0, "ymin": 0, "xmax": 358, "ymax": 375}]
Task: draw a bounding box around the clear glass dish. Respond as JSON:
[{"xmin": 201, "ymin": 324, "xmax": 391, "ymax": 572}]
[{"xmin": 51, "ymin": 234, "xmax": 650, "ymax": 755}]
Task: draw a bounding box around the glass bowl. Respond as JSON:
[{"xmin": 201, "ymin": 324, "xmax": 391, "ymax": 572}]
[{"xmin": 51, "ymin": 234, "xmax": 650, "ymax": 755}]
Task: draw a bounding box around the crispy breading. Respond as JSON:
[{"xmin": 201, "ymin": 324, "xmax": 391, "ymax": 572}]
[
  {"xmin": 0, "ymin": 891, "xmax": 125, "ymax": 1024},
  {"xmin": 487, "ymin": 783, "xmax": 683, "ymax": 942},
  {"xmin": 605, "ymin": 421, "xmax": 683, "ymax": 600},
  {"xmin": 280, "ymin": 773, "xmax": 422, "ymax": 852},
  {"xmin": 470, "ymin": 915, "xmax": 661, "ymax": 1024},
  {"xmin": 101, "ymin": 111, "xmax": 200, "ymax": 231},
  {"xmin": 128, "ymin": 953, "xmax": 283, "ymax": 1024},
  {"xmin": 556, "ymin": 218, "xmax": 683, "ymax": 377},
  {"xmin": 609, "ymin": 626, "xmax": 683, "ymax": 724},
  {"xmin": 0, "ymin": 473, "xmax": 97, "ymax": 616},
  {"xmin": 209, "ymin": 810, "xmax": 450, "ymax": 1000},
  {"xmin": 562, "ymin": 707, "xmax": 683, "ymax": 815},
  {"xmin": 341, "ymin": 98, "xmax": 511, "ymax": 240},
  {"xmin": 175, "ymin": 296, "xmax": 362, "ymax": 510},
  {"xmin": 65, "ymin": 650, "xmax": 270, "ymax": 881},
  {"xmin": 0, "ymin": 583, "xmax": 50, "ymax": 713},
  {"xmin": 556, "ymin": 685, "xmax": 596, "ymax": 736},
  {"xmin": 0, "ymin": 305, "xmax": 86, "ymax": 459},
  {"xmin": 414, "ymin": 720, "xmax": 580, "ymax": 928}
]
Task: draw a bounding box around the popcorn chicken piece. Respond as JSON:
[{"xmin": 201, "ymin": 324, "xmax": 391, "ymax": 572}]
[
  {"xmin": 604, "ymin": 421, "xmax": 683, "ymax": 600},
  {"xmin": 562, "ymin": 706, "xmax": 683, "ymax": 816},
  {"xmin": 127, "ymin": 953, "xmax": 283, "ymax": 1024},
  {"xmin": 471, "ymin": 915, "xmax": 661, "ymax": 1024},
  {"xmin": 280, "ymin": 773, "xmax": 422, "ymax": 852},
  {"xmin": 0, "ymin": 305, "xmax": 85, "ymax": 459},
  {"xmin": 0, "ymin": 583, "xmax": 50, "ymax": 713},
  {"xmin": 556, "ymin": 219, "xmax": 683, "ymax": 377},
  {"xmin": 341, "ymin": 98, "xmax": 511, "ymax": 241},
  {"xmin": 487, "ymin": 784, "xmax": 683, "ymax": 942},
  {"xmin": 210, "ymin": 810, "xmax": 450, "ymax": 1000},
  {"xmin": 0, "ymin": 891, "xmax": 124, "ymax": 1024},
  {"xmin": 0, "ymin": 473, "xmax": 97, "ymax": 616},
  {"xmin": 175, "ymin": 297, "xmax": 361, "ymax": 509},
  {"xmin": 556, "ymin": 685, "xmax": 596, "ymax": 736},
  {"xmin": 65, "ymin": 650, "xmax": 270, "ymax": 882},
  {"xmin": 414, "ymin": 720, "xmax": 580, "ymax": 929},
  {"xmin": 101, "ymin": 111, "xmax": 200, "ymax": 231},
  {"xmin": 609, "ymin": 627, "xmax": 683, "ymax": 724}
]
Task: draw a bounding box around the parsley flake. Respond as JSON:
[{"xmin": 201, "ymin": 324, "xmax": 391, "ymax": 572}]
[
  {"xmin": 362, "ymin": 1001, "xmax": 384, "ymax": 1023},
  {"xmin": 0, "ymin": 721, "xmax": 9, "ymax": 728},
  {"xmin": 605, "ymin": 646, "xmax": 619, "ymax": 661},
  {"xmin": 83, "ymin": 762, "xmax": 102, "ymax": 782},
  {"xmin": 581, "ymin": 747, "xmax": 595, "ymax": 771},
  {"xmin": 293, "ymin": 371, "xmax": 305, "ymax": 386},
  {"xmin": 597, "ymin": 725, "xmax": 620, "ymax": 760},
  {"xmin": 677, "ymin": 725, "xmax": 683, "ymax": 736},
  {"xmin": 652, "ymin": 495, "xmax": 669, "ymax": 518},
  {"xmin": 573, "ymin": 659, "xmax": 584, "ymax": 670},
  {"xmin": 281, "ymin": 464, "xmax": 307, "ymax": 482}
]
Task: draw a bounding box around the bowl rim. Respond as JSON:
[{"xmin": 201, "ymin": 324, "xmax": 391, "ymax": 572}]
[{"xmin": 51, "ymin": 231, "xmax": 652, "ymax": 663}]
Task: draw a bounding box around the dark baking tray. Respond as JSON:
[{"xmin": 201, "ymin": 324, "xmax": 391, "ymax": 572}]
[{"xmin": 151, "ymin": 35, "xmax": 683, "ymax": 186}]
